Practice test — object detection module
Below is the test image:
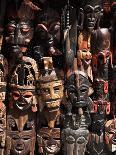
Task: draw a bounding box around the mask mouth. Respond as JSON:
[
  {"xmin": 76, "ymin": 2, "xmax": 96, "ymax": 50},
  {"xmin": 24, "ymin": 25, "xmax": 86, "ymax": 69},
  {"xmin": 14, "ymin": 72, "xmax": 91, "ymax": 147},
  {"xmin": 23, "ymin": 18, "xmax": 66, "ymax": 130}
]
[
  {"xmin": 112, "ymin": 136, "xmax": 116, "ymax": 144},
  {"xmin": 15, "ymin": 101, "xmax": 30, "ymax": 110},
  {"xmin": 44, "ymin": 139, "xmax": 60, "ymax": 154},
  {"xmin": 84, "ymin": 59, "xmax": 91, "ymax": 66},
  {"xmin": 45, "ymin": 99, "xmax": 61, "ymax": 110}
]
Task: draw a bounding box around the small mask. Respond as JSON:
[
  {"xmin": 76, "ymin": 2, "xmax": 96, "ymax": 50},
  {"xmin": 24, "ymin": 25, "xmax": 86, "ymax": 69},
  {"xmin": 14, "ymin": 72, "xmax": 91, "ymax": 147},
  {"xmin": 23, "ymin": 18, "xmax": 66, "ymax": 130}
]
[
  {"xmin": 9, "ymin": 56, "xmax": 39, "ymax": 112},
  {"xmin": 77, "ymin": 49, "xmax": 92, "ymax": 68}
]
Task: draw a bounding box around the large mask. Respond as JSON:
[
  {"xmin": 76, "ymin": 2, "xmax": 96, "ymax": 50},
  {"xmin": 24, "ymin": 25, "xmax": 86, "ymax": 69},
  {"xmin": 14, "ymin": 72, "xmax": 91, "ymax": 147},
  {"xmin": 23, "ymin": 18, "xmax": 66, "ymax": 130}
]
[
  {"xmin": 83, "ymin": 0, "xmax": 102, "ymax": 32},
  {"xmin": 6, "ymin": 115, "xmax": 36, "ymax": 155},
  {"xmin": 9, "ymin": 56, "xmax": 39, "ymax": 112},
  {"xmin": 105, "ymin": 118, "xmax": 116, "ymax": 152},
  {"xmin": 66, "ymin": 70, "xmax": 91, "ymax": 108},
  {"xmin": 5, "ymin": 19, "xmax": 34, "ymax": 50}
]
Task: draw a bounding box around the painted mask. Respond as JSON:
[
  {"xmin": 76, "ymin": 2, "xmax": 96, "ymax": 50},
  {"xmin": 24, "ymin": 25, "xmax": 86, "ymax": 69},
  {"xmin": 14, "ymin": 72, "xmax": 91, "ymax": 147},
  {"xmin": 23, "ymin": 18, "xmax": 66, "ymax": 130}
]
[
  {"xmin": 9, "ymin": 56, "xmax": 39, "ymax": 112},
  {"xmin": 77, "ymin": 49, "xmax": 92, "ymax": 68},
  {"xmin": 38, "ymin": 57, "xmax": 63, "ymax": 112},
  {"xmin": 105, "ymin": 118, "xmax": 116, "ymax": 152},
  {"xmin": 67, "ymin": 70, "xmax": 90, "ymax": 108},
  {"xmin": 5, "ymin": 19, "xmax": 34, "ymax": 48}
]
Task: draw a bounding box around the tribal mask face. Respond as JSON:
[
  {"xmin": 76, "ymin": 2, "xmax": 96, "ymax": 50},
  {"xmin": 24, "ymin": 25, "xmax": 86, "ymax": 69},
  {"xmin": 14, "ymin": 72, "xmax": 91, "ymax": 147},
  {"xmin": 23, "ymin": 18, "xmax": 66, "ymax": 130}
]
[
  {"xmin": 9, "ymin": 56, "xmax": 39, "ymax": 112},
  {"xmin": 84, "ymin": 5, "xmax": 102, "ymax": 32},
  {"xmin": 67, "ymin": 71, "xmax": 90, "ymax": 108},
  {"xmin": 7, "ymin": 116, "xmax": 36, "ymax": 155},
  {"xmin": 77, "ymin": 49, "xmax": 92, "ymax": 68},
  {"xmin": 5, "ymin": 19, "xmax": 33, "ymax": 47},
  {"xmin": 38, "ymin": 57, "xmax": 63, "ymax": 112}
]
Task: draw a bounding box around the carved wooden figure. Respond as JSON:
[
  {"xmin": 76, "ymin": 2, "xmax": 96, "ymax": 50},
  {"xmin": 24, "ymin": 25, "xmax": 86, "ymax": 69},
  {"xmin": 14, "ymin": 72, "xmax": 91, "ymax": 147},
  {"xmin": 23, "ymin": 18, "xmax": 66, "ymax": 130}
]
[
  {"xmin": 0, "ymin": 53, "xmax": 8, "ymax": 155},
  {"xmin": 37, "ymin": 57, "xmax": 64, "ymax": 154},
  {"xmin": 6, "ymin": 56, "xmax": 39, "ymax": 155},
  {"xmin": 77, "ymin": 0, "xmax": 103, "ymax": 86},
  {"xmin": 61, "ymin": 70, "xmax": 91, "ymax": 155},
  {"xmin": 87, "ymin": 28, "xmax": 112, "ymax": 155}
]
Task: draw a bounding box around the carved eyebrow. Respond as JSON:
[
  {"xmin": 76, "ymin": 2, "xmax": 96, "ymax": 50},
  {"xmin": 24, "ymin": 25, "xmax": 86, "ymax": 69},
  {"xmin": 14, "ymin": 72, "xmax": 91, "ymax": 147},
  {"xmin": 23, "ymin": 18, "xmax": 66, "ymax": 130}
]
[
  {"xmin": 94, "ymin": 5, "xmax": 101, "ymax": 11},
  {"xmin": 84, "ymin": 5, "xmax": 94, "ymax": 12}
]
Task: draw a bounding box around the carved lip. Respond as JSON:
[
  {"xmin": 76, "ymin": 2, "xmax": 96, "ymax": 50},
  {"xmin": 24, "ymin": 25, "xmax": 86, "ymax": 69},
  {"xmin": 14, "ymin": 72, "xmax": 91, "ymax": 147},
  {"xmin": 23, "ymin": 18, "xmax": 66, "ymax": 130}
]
[
  {"xmin": 112, "ymin": 137, "xmax": 116, "ymax": 144},
  {"xmin": 16, "ymin": 102, "xmax": 29, "ymax": 110}
]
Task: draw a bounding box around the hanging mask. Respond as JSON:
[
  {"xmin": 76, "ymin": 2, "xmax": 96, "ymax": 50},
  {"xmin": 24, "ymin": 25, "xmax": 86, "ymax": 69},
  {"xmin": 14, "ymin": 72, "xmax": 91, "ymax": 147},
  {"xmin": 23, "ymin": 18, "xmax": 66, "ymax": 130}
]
[
  {"xmin": 5, "ymin": 19, "xmax": 34, "ymax": 48},
  {"xmin": 105, "ymin": 118, "xmax": 116, "ymax": 152},
  {"xmin": 38, "ymin": 57, "xmax": 64, "ymax": 112},
  {"xmin": 6, "ymin": 115, "xmax": 36, "ymax": 155},
  {"xmin": 9, "ymin": 56, "xmax": 39, "ymax": 112},
  {"xmin": 77, "ymin": 49, "xmax": 92, "ymax": 68},
  {"xmin": 84, "ymin": 4, "xmax": 102, "ymax": 32},
  {"xmin": 67, "ymin": 70, "xmax": 90, "ymax": 108}
]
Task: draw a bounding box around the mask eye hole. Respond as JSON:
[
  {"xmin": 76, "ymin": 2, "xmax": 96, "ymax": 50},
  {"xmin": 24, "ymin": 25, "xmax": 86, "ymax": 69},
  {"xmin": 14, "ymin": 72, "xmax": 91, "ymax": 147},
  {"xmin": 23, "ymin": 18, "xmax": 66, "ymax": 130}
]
[
  {"xmin": 23, "ymin": 92, "xmax": 33, "ymax": 98},
  {"xmin": 80, "ymin": 87, "xmax": 88, "ymax": 93},
  {"xmin": 12, "ymin": 135, "xmax": 19, "ymax": 140},
  {"xmin": 12, "ymin": 92, "xmax": 20, "ymax": 98},
  {"xmin": 42, "ymin": 88, "xmax": 50, "ymax": 94}
]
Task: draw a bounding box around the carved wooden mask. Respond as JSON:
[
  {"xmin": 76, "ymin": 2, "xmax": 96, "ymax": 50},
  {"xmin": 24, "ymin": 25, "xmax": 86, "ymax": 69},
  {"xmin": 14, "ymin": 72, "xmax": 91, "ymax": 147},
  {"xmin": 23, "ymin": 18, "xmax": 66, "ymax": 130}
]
[
  {"xmin": 6, "ymin": 114, "xmax": 36, "ymax": 155},
  {"xmin": 83, "ymin": 1, "xmax": 102, "ymax": 31},
  {"xmin": 9, "ymin": 56, "xmax": 39, "ymax": 112},
  {"xmin": 67, "ymin": 70, "xmax": 90, "ymax": 108},
  {"xmin": 5, "ymin": 19, "xmax": 34, "ymax": 48},
  {"xmin": 38, "ymin": 57, "xmax": 63, "ymax": 112}
]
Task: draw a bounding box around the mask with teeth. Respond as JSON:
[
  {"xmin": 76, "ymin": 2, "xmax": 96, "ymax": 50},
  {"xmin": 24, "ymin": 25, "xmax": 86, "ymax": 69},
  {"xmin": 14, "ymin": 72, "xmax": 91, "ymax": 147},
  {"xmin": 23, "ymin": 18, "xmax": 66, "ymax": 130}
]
[
  {"xmin": 6, "ymin": 115, "xmax": 36, "ymax": 155},
  {"xmin": 9, "ymin": 56, "xmax": 39, "ymax": 112},
  {"xmin": 38, "ymin": 57, "xmax": 63, "ymax": 112}
]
